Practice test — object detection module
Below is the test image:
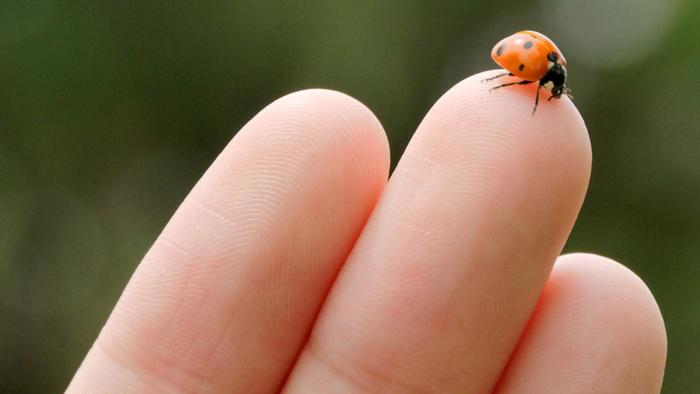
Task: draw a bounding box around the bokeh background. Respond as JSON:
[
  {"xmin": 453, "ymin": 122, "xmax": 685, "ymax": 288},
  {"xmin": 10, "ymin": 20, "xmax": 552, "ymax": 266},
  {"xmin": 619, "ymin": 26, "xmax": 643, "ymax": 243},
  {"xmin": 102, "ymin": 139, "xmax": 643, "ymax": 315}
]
[{"xmin": 1, "ymin": 0, "xmax": 698, "ymax": 392}]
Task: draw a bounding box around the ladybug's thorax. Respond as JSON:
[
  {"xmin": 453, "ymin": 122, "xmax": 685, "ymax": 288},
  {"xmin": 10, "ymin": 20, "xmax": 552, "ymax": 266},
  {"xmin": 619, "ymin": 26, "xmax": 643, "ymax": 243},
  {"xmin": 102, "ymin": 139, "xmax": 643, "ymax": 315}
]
[{"xmin": 546, "ymin": 52, "xmax": 563, "ymax": 70}]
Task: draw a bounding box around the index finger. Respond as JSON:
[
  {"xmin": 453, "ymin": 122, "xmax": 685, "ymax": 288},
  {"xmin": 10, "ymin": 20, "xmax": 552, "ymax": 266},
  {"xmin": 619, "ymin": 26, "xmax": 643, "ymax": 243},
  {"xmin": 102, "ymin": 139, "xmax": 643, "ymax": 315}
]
[{"xmin": 284, "ymin": 70, "xmax": 592, "ymax": 393}]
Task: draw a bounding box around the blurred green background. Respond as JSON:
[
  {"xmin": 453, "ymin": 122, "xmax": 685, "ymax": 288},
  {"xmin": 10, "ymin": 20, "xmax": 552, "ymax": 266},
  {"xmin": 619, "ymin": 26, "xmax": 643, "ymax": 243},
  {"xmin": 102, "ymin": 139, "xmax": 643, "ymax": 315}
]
[{"xmin": 1, "ymin": 0, "xmax": 698, "ymax": 392}]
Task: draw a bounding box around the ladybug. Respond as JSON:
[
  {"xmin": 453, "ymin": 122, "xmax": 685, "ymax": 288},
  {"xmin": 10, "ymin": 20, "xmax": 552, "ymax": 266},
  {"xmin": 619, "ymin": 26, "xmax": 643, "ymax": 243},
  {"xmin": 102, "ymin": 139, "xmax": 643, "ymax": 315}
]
[{"xmin": 484, "ymin": 30, "xmax": 572, "ymax": 114}]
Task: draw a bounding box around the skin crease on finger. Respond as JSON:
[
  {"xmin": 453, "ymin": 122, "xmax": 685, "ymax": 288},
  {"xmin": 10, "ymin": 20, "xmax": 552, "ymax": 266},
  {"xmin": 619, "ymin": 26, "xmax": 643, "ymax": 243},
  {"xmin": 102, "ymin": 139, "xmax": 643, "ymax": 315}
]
[
  {"xmin": 283, "ymin": 70, "xmax": 592, "ymax": 393},
  {"xmin": 67, "ymin": 90, "xmax": 391, "ymax": 393},
  {"xmin": 495, "ymin": 253, "xmax": 667, "ymax": 393}
]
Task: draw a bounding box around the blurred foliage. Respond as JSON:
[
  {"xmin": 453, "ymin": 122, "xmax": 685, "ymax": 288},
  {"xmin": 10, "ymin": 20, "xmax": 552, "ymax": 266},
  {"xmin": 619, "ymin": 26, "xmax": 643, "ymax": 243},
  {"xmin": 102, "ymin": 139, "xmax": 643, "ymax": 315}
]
[{"xmin": 1, "ymin": 0, "xmax": 698, "ymax": 392}]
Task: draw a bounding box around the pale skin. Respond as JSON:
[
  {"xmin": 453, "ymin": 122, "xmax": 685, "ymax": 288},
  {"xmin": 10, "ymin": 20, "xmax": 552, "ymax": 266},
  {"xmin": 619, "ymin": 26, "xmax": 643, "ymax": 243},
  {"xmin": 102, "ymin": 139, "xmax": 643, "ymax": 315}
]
[{"xmin": 68, "ymin": 70, "xmax": 667, "ymax": 393}]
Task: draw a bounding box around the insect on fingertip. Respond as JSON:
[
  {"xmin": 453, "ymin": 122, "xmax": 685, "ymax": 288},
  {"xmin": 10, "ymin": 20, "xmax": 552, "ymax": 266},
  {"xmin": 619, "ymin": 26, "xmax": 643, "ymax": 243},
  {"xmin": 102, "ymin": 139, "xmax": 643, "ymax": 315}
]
[{"xmin": 488, "ymin": 30, "xmax": 571, "ymax": 115}]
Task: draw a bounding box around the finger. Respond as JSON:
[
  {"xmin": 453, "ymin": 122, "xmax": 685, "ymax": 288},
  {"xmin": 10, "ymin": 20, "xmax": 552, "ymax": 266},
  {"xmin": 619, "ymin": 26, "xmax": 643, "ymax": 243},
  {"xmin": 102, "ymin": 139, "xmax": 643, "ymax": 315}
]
[
  {"xmin": 495, "ymin": 253, "xmax": 667, "ymax": 393},
  {"xmin": 68, "ymin": 90, "xmax": 390, "ymax": 393},
  {"xmin": 284, "ymin": 70, "xmax": 591, "ymax": 393}
]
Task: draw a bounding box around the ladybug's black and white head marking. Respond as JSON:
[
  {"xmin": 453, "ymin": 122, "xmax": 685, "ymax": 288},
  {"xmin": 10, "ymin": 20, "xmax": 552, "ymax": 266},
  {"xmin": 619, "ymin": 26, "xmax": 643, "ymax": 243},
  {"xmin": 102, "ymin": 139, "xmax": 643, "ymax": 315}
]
[{"xmin": 541, "ymin": 51, "xmax": 570, "ymax": 100}]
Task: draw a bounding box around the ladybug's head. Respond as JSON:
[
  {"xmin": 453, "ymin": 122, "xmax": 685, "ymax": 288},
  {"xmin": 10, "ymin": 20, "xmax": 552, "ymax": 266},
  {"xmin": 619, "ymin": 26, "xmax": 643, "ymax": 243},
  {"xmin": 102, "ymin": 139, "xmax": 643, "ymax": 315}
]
[
  {"xmin": 542, "ymin": 52, "xmax": 572, "ymax": 100},
  {"xmin": 551, "ymin": 83, "xmax": 573, "ymax": 100}
]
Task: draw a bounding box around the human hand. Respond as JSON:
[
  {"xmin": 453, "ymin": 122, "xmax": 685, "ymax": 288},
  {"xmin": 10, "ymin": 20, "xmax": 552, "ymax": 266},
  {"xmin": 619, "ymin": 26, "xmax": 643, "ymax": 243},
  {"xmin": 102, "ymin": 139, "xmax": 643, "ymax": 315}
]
[{"xmin": 68, "ymin": 71, "xmax": 667, "ymax": 393}]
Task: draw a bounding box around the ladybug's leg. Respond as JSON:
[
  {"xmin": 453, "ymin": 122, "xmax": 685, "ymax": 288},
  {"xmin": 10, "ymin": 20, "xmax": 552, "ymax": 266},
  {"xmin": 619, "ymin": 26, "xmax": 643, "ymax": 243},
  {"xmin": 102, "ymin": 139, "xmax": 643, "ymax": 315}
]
[
  {"xmin": 547, "ymin": 90, "xmax": 574, "ymax": 101},
  {"xmin": 532, "ymin": 86, "xmax": 541, "ymax": 115},
  {"xmin": 481, "ymin": 72, "xmax": 512, "ymax": 83},
  {"xmin": 488, "ymin": 79, "xmax": 534, "ymax": 92}
]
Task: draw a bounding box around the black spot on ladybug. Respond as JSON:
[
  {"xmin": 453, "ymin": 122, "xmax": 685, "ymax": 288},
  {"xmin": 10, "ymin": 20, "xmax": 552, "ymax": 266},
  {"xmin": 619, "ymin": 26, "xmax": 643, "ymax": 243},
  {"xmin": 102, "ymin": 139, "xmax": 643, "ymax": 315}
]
[
  {"xmin": 496, "ymin": 44, "xmax": 505, "ymax": 56},
  {"xmin": 547, "ymin": 52, "xmax": 558, "ymax": 62},
  {"xmin": 519, "ymin": 64, "xmax": 525, "ymax": 71},
  {"xmin": 524, "ymin": 41, "xmax": 533, "ymax": 49}
]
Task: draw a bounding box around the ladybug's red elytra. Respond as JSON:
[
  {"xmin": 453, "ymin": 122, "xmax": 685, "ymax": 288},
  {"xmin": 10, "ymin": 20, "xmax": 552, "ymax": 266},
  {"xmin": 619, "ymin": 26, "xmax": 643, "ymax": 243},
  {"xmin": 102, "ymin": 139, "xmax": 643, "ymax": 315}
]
[{"xmin": 483, "ymin": 30, "xmax": 572, "ymax": 115}]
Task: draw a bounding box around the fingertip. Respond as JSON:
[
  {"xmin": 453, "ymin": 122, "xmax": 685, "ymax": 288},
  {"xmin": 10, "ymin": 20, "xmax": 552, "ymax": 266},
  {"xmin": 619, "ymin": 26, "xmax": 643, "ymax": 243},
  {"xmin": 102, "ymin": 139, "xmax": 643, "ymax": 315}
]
[
  {"xmin": 203, "ymin": 87, "xmax": 392, "ymax": 232},
  {"xmin": 564, "ymin": 253, "xmax": 668, "ymax": 385},
  {"xmin": 409, "ymin": 69, "xmax": 591, "ymax": 243},
  {"xmin": 555, "ymin": 253, "xmax": 668, "ymax": 363},
  {"xmin": 445, "ymin": 70, "xmax": 590, "ymax": 166},
  {"xmin": 496, "ymin": 253, "xmax": 667, "ymax": 393},
  {"xmin": 426, "ymin": 68, "xmax": 589, "ymax": 151},
  {"xmin": 242, "ymin": 88, "xmax": 391, "ymax": 184},
  {"xmin": 450, "ymin": 69, "xmax": 589, "ymax": 146}
]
